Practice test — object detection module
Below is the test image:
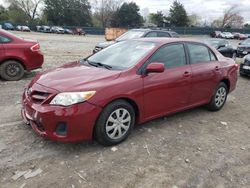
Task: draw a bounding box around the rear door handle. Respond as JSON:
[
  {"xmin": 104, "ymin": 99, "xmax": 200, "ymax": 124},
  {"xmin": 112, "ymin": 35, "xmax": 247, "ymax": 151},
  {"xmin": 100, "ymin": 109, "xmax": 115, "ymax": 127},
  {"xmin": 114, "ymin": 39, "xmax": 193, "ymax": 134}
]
[
  {"xmin": 215, "ymin": 66, "xmax": 220, "ymax": 71},
  {"xmin": 183, "ymin": 71, "xmax": 191, "ymax": 77}
]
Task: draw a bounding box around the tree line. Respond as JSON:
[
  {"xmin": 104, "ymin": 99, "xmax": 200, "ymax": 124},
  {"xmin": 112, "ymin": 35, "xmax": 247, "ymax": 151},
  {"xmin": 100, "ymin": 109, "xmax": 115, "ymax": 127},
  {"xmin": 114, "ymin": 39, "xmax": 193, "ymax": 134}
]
[{"xmin": 0, "ymin": 0, "xmax": 247, "ymax": 28}]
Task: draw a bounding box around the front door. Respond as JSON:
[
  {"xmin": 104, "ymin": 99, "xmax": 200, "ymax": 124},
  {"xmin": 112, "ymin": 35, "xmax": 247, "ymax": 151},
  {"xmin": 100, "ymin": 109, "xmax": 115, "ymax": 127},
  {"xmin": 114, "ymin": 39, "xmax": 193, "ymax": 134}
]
[{"xmin": 143, "ymin": 43, "xmax": 192, "ymax": 120}]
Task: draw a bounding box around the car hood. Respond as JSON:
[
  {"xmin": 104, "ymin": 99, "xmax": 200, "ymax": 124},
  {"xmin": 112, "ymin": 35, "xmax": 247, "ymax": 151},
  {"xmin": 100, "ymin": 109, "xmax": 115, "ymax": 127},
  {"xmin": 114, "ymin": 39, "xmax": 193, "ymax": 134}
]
[
  {"xmin": 35, "ymin": 61, "xmax": 122, "ymax": 92},
  {"xmin": 96, "ymin": 41, "xmax": 117, "ymax": 48}
]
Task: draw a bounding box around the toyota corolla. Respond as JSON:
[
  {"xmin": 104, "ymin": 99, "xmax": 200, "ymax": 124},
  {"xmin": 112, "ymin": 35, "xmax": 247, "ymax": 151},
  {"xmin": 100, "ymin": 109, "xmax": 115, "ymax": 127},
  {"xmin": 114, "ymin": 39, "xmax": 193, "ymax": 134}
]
[{"xmin": 22, "ymin": 38, "xmax": 238, "ymax": 146}]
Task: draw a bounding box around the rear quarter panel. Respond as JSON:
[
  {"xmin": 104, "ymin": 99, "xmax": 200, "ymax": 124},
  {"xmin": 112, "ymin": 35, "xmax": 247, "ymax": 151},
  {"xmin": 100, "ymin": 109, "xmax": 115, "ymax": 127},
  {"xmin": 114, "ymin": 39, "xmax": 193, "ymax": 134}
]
[{"xmin": 218, "ymin": 56, "xmax": 238, "ymax": 93}]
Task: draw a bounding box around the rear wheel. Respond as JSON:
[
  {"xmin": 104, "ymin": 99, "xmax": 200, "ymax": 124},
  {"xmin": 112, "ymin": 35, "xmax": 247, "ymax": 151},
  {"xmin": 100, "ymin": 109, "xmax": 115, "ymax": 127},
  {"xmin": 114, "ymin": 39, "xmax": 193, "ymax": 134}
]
[
  {"xmin": 0, "ymin": 60, "xmax": 24, "ymax": 81},
  {"xmin": 94, "ymin": 100, "xmax": 135, "ymax": 146},
  {"xmin": 207, "ymin": 82, "xmax": 228, "ymax": 111}
]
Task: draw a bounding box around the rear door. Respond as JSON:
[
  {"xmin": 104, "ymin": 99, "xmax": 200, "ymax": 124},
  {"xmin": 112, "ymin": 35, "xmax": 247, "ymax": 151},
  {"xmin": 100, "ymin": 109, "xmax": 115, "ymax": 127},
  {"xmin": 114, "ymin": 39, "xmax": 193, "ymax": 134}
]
[
  {"xmin": 186, "ymin": 42, "xmax": 221, "ymax": 105},
  {"xmin": 143, "ymin": 43, "xmax": 192, "ymax": 120}
]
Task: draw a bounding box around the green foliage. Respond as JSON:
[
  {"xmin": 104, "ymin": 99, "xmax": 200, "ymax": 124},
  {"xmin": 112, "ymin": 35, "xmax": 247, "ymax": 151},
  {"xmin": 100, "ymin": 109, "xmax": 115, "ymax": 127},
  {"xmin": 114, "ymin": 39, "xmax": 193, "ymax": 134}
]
[
  {"xmin": 0, "ymin": 5, "xmax": 9, "ymax": 22},
  {"xmin": 149, "ymin": 11, "xmax": 164, "ymax": 27},
  {"xmin": 111, "ymin": 2, "xmax": 143, "ymax": 27},
  {"xmin": 169, "ymin": 0, "xmax": 189, "ymax": 27},
  {"xmin": 44, "ymin": 0, "xmax": 92, "ymax": 26}
]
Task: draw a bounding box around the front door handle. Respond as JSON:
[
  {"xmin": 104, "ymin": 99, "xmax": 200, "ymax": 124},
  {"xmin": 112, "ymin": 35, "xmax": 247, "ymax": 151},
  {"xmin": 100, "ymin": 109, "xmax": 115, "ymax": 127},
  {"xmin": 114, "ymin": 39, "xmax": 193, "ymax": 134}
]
[{"xmin": 183, "ymin": 71, "xmax": 191, "ymax": 77}]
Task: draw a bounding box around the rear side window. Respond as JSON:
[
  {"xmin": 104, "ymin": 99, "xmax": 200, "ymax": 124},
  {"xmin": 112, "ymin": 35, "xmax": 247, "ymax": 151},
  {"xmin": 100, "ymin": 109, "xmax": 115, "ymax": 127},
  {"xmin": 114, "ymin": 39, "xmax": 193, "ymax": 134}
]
[
  {"xmin": 149, "ymin": 43, "xmax": 187, "ymax": 69},
  {"xmin": 187, "ymin": 43, "xmax": 212, "ymax": 64},
  {"xmin": 0, "ymin": 35, "xmax": 11, "ymax": 43},
  {"xmin": 157, "ymin": 32, "xmax": 170, "ymax": 37},
  {"xmin": 145, "ymin": 32, "xmax": 158, "ymax": 37}
]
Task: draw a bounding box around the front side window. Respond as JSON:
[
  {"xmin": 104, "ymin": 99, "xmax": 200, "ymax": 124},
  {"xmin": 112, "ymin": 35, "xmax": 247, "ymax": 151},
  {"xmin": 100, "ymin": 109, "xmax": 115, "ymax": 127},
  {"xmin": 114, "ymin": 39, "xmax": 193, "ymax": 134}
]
[
  {"xmin": 148, "ymin": 43, "xmax": 187, "ymax": 69},
  {"xmin": 145, "ymin": 32, "xmax": 158, "ymax": 37},
  {"xmin": 187, "ymin": 43, "xmax": 211, "ymax": 64},
  {"xmin": 0, "ymin": 35, "xmax": 11, "ymax": 43}
]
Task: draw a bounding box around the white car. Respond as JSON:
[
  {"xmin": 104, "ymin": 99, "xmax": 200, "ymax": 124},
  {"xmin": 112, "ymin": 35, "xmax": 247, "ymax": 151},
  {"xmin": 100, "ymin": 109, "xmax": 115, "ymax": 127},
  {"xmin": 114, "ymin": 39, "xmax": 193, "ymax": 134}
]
[{"xmin": 221, "ymin": 32, "xmax": 234, "ymax": 39}]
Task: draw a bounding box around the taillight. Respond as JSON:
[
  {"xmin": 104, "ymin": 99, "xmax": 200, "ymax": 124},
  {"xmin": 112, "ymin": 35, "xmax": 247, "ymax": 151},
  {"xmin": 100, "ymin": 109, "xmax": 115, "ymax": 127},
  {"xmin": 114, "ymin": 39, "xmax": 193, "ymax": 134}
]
[
  {"xmin": 234, "ymin": 64, "xmax": 239, "ymax": 70},
  {"xmin": 30, "ymin": 43, "xmax": 40, "ymax": 52}
]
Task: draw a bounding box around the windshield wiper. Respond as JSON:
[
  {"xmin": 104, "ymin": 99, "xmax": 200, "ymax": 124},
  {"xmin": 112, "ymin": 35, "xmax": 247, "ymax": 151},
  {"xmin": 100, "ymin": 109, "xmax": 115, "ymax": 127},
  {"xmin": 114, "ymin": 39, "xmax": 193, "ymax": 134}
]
[{"xmin": 87, "ymin": 60, "xmax": 113, "ymax": 70}]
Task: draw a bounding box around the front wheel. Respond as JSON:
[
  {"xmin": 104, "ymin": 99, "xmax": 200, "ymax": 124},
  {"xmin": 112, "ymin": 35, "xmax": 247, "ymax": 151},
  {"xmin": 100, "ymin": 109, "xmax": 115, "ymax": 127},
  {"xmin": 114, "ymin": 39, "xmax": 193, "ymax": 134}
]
[
  {"xmin": 0, "ymin": 60, "xmax": 24, "ymax": 81},
  {"xmin": 94, "ymin": 100, "xmax": 135, "ymax": 146},
  {"xmin": 207, "ymin": 82, "xmax": 228, "ymax": 111}
]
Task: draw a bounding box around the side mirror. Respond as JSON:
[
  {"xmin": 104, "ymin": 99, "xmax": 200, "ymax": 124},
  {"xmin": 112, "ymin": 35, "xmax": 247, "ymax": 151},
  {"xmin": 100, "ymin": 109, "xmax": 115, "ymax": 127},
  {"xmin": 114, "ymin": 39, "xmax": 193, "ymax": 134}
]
[
  {"xmin": 217, "ymin": 44, "xmax": 226, "ymax": 49},
  {"xmin": 146, "ymin": 63, "xmax": 165, "ymax": 74}
]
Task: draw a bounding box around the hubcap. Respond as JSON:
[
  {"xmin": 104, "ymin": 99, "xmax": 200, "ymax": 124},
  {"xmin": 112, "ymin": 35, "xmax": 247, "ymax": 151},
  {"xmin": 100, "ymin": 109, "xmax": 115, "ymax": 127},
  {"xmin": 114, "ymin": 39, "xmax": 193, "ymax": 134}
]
[
  {"xmin": 215, "ymin": 87, "xmax": 227, "ymax": 107},
  {"xmin": 6, "ymin": 64, "xmax": 20, "ymax": 77},
  {"xmin": 106, "ymin": 108, "xmax": 131, "ymax": 140}
]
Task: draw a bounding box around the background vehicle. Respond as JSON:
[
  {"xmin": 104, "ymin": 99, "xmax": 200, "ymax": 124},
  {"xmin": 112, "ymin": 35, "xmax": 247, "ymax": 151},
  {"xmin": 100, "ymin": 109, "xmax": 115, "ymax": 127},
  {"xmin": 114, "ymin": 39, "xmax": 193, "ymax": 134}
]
[
  {"xmin": 22, "ymin": 38, "xmax": 238, "ymax": 145},
  {"xmin": 210, "ymin": 31, "xmax": 222, "ymax": 38},
  {"xmin": 0, "ymin": 29, "xmax": 44, "ymax": 81},
  {"xmin": 234, "ymin": 33, "xmax": 248, "ymax": 40},
  {"xmin": 237, "ymin": 38, "xmax": 250, "ymax": 57},
  {"xmin": 240, "ymin": 54, "xmax": 250, "ymax": 76},
  {"xmin": 72, "ymin": 28, "xmax": 86, "ymax": 35},
  {"xmin": 93, "ymin": 28, "xmax": 179, "ymax": 53},
  {"xmin": 204, "ymin": 38, "xmax": 237, "ymax": 59},
  {"xmin": 16, "ymin": 25, "xmax": 22, "ymax": 31},
  {"xmin": 64, "ymin": 28, "xmax": 73, "ymax": 34},
  {"xmin": 51, "ymin": 26, "xmax": 65, "ymax": 34},
  {"xmin": 2, "ymin": 23, "xmax": 14, "ymax": 30},
  {"xmin": 16, "ymin": 25, "xmax": 31, "ymax": 32},
  {"xmin": 221, "ymin": 32, "xmax": 234, "ymax": 39},
  {"xmin": 40, "ymin": 26, "xmax": 51, "ymax": 33}
]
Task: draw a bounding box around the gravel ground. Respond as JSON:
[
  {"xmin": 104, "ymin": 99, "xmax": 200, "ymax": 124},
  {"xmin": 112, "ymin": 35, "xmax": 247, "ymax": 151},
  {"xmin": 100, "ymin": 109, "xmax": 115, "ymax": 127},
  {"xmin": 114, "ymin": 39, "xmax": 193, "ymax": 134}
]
[{"xmin": 0, "ymin": 31, "xmax": 249, "ymax": 188}]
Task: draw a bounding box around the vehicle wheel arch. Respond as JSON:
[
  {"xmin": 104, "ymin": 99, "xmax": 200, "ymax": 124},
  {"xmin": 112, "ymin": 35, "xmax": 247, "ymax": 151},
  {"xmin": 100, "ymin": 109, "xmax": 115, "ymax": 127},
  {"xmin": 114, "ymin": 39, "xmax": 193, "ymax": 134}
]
[
  {"xmin": 92, "ymin": 97, "xmax": 140, "ymax": 139},
  {"xmin": 0, "ymin": 58, "xmax": 26, "ymax": 70},
  {"xmin": 102, "ymin": 97, "xmax": 140, "ymax": 123},
  {"xmin": 220, "ymin": 78, "xmax": 230, "ymax": 92}
]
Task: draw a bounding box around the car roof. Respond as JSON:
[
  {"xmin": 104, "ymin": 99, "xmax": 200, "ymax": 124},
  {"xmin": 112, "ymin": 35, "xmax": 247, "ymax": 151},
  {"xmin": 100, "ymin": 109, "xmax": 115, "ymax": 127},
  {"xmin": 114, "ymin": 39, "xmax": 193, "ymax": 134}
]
[
  {"xmin": 131, "ymin": 28, "xmax": 173, "ymax": 33},
  {"xmin": 134, "ymin": 37, "xmax": 204, "ymax": 45}
]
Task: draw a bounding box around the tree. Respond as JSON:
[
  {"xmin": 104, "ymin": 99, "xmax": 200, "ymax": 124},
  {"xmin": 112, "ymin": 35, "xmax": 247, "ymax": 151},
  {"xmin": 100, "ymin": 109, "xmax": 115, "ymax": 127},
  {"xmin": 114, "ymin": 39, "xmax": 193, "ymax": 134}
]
[
  {"xmin": 92, "ymin": 0, "xmax": 123, "ymax": 28},
  {"xmin": 221, "ymin": 6, "xmax": 244, "ymax": 28},
  {"xmin": 168, "ymin": 0, "xmax": 189, "ymax": 27},
  {"xmin": 6, "ymin": 0, "xmax": 43, "ymax": 23},
  {"xmin": 0, "ymin": 5, "xmax": 9, "ymax": 22},
  {"xmin": 111, "ymin": 2, "xmax": 143, "ymax": 28},
  {"xmin": 44, "ymin": 0, "xmax": 92, "ymax": 26},
  {"xmin": 188, "ymin": 13, "xmax": 201, "ymax": 27},
  {"xmin": 149, "ymin": 11, "xmax": 164, "ymax": 27}
]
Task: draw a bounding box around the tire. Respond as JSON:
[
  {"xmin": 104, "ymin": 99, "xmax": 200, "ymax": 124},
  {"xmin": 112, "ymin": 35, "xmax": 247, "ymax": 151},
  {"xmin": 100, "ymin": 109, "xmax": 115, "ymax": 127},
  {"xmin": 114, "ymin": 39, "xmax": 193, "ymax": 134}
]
[
  {"xmin": 0, "ymin": 60, "xmax": 24, "ymax": 81},
  {"xmin": 94, "ymin": 100, "xmax": 135, "ymax": 146},
  {"xmin": 207, "ymin": 82, "xmax": 228, "ymax": 111}
]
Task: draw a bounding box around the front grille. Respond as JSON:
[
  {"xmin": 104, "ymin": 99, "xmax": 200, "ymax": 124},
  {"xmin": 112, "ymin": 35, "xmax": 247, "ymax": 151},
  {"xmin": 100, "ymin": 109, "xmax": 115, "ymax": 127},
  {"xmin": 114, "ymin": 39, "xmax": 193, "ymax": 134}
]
[
  {"xmin": 27, "ymin": 89, "xmax": 50, "ymax": 104},
  {"xmin": 244, "ymin": 59, "xmax": 250, "ymax": 66},
  {"xmin": 94, "ymin": 47, "xmax": 102, "ymax": 52},
  {"xmin": 238, "ymin": 47, "xmax": 250, "ymax": 51},
  {"xmin": 238, "ymin": 47, "xmax": 245, "ymax": 51}
]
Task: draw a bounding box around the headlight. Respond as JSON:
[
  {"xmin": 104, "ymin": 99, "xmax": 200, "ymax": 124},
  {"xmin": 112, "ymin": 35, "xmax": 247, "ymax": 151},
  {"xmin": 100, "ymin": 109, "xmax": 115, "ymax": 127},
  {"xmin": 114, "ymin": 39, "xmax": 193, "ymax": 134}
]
[{"xmin": 50, "ymin": 91, "xmax": 96, "ymax": 106}]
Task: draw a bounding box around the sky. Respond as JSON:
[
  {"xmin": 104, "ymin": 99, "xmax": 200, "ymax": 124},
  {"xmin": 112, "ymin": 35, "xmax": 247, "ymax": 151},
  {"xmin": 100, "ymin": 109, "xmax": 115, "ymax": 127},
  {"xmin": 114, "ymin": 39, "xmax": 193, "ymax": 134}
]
[
  {"xmin": 131, "ymin": 0, "xmax": 250, "ymax": 23},
  {"xmin": 1, "ymin": 0, "xmax": 250, "ymax": 23}
]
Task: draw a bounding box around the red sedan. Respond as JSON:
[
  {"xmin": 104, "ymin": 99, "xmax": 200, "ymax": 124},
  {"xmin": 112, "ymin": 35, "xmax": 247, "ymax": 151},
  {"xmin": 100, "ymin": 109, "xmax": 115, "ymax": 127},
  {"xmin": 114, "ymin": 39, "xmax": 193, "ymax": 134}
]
[
  {"xmin": 0, "ymin": 29, "xmax": 43, "ymax": 81},
  {"xmin": 22, "ymin": 38, "xmax": 238, "ymax": 145}
]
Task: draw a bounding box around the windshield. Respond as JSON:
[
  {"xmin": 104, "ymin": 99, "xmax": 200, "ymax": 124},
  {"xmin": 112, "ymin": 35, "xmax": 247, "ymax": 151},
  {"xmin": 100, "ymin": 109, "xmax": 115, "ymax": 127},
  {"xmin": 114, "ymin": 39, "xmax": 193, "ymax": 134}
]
[
  {"xmin": 116, "ymin": 30, "xmax": 145, "ymax": 41},
  {"xmin": 87, "ymin": 41, "xmax": 157, "ymax": 70},
  {"xmin": 241, "ymin": 39, "xmax": 250, "ymax": 45}
]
